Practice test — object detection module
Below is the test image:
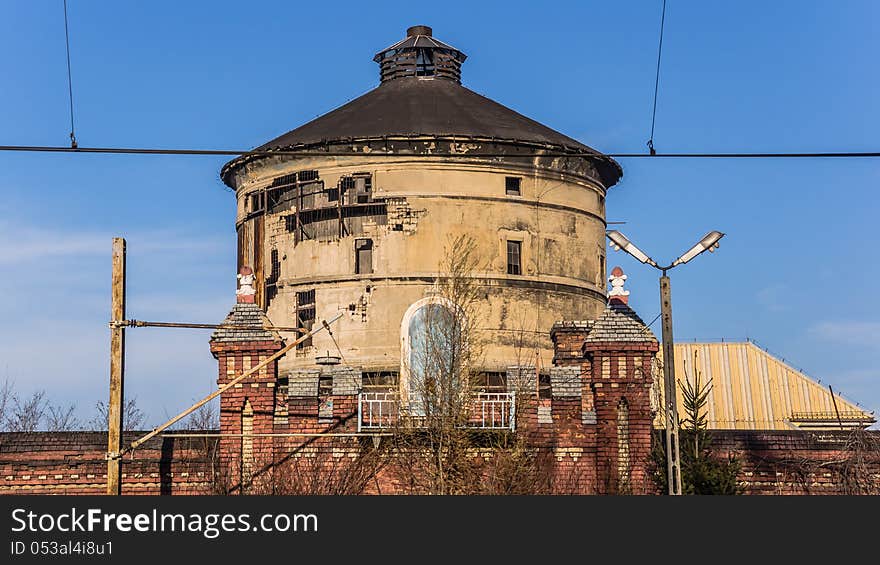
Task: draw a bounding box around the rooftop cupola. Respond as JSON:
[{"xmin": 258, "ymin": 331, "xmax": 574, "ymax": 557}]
[{"xmin": 373, "ymin": 25, "xmax": 467, "ymax": 84}]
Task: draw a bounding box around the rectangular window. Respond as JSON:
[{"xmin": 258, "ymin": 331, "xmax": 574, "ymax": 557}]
[
  {"xmin": 295, "ymin": 289, "xmax": 316, "ymax": 349},
  {"xmin": 507, "ymin": 240, "xmax": 522, "ymax": 275},
  {"xmin": 248, "ymin": 192, "xmax": 265, "ymax": 214},
  {"xmin": 505, "ymin": 177, "xmax": 521, "ymax": 196},
  {"xmin": 341, "ymin": 174, "xmax": 373, "ymax": 204},
  {"xmin": 355, "ymin": 175, "xmax": 372, "ymax": 204},
  {"xmin": 265, "ymin": 248, "xmax": 280, "ymax": 303},
  {"xmin": 539, "ymin": 373, "xmax": 552, "ymax": 399},
  {"xmin": 318, "ymin": 376, "xmax": 333, "ymax": 422},
  {"xmin": 355, "ymin": 239, "xmax": 373, "ymax": 275}
]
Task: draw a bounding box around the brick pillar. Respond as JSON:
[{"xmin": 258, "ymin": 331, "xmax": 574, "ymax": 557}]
[
  {"xmin": 210, "ymin": 285, "xmax": 283, "ymax": 494},
  {"xmin": 549, "ymin": 324, "xmax": 597, "ymax": 493},
  {"xmin": 581, "ymin": 292, "xmax": 659, "ymax": 494},
  {"xmin": 550, "ymin": 271, "xmax": 660, "ymax": 495},
  {"xmin": 583, "ymin": 340, "xmax": 657, "ymax": 494}
]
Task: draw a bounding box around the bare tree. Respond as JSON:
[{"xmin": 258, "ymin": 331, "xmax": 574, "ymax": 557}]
[
  {"xmin": 386, "ymin": 234, "xmax": 552, "ymax": 494},
  {"xmin": 184, "ymin": 400, "xmax": 219, "ymax": 430},
  {"xmin": 389, "ymin": 234, "xmax": 487, "ymax": 493},
  {"xmin": 0, "ymin": 378, "xmax": 14, "ymax": 430},
  {"xmin": 4, "ymin": 390, "xmax": 48, "ymax": 432},
  {"xmin": 45, "ymin": 403, "xmax": 80, "ymax": 431},
  {"xmin": 89, "ymin": 398, "xmax": 147, "ymax": 431}
]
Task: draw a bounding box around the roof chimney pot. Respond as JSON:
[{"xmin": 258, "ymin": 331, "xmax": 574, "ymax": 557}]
[{"xmin": 407, "ymin": 25, "xmax": 432, "ymax": 37}]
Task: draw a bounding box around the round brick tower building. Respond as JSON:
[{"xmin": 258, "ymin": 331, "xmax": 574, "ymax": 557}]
[{"xmin": 220, "ymin": 25, "xmax": 622, "ymax": 382}]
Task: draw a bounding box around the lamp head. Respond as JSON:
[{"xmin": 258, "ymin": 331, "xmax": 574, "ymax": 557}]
[
  {"xmin": 671, "ymin": 231, "xmax": 725, "ymax": 267},
  {"xmin": 606, "ymin": 230, "xmax": 658, "ymax": 268}
]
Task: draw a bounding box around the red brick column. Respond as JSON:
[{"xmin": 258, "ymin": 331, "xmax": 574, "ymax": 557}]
[
  {"xmin": 209, "ymin": 287, "xmax": 284, "ymax": 494},
  {"xmin": 583, "ymin": 342, "xmax": 658, "ymax": 494}
]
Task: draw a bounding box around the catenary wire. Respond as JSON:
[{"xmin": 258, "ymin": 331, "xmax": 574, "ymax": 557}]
[
  {"xmin": 0, "ymin": 145, "xmax": 878, "ymax": 159},
  {"xmin": 647, "ymin": 0, "xmax": 667, "ymax": 155},
  {"xmin": 62, "ymin": 0, "xmax": 77, "ymax": 148}
]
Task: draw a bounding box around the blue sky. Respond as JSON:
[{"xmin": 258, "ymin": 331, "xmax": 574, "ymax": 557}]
[{"xmin": 0, "ymin": 1, "xmax": 877, "ymax": 427}]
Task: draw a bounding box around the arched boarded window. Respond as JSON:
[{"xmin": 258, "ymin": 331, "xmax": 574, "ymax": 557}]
[
  {"xmin": 617, "ymin": 398, "xmax": 631, "ymax": 490},
  {"xmin": 400, "ymin": 297, "xmax": 462, "ymax": 417}
]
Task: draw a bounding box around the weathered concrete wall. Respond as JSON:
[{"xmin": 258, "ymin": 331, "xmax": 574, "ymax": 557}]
[{"xmin": 231, "ymin": 154, "xmax": 609, "ymax": 375}]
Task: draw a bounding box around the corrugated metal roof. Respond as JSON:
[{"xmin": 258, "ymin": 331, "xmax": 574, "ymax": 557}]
[{"xmin": 654, "ymin": 342, "xmax": 875, "ymax": 430}]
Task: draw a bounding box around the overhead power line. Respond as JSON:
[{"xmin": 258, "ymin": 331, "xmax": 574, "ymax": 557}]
[
  {"xmin": 647, "ymin": 0, "xmax": 667, "ymax": 156},
  {"xmin": 62, "ymin": 0, "xmax": 77, "ymax": 149},
  {"xmin": 0, "ymin": 145, "xmax": 878, "ymax": 159}
]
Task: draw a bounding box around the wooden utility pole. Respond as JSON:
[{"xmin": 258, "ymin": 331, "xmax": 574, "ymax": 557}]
[
  {"xmin": 107, "ymin": 237, "xmax": 126, "ymax": 495},
  {"xmin": 660, "ymin": 274, "xmax": 682, "ymax": 495}
]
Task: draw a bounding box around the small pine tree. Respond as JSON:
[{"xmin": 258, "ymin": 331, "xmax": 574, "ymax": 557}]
[{"xmin": 652, "ymin": 356, "xmax": 743, "ymax": 495}]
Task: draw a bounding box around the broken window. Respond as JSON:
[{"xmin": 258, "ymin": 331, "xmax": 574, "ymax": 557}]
[
  {"xmin": 266, "ymin": 173, "xmax": 297, "ymax": 211},
  {"xmin": 340, "ymin": 173, "xmax": 372, "ymax": 205},
  {"xmin": 318, "ymin": 375, "xmax": 333, "ymax": 422},
  {"xmin": 507, "ymin": 240, "xmax": 522, "ymax": 275},
  {"xmin": 505, "ymin": 176, "xmax": 521, "ymax": 196},
  {"xmin": 362, "ymin": 371, "xmax": 398, "ymax": 391},
  {"xmin": 473, "ymin": 372, "xmax": 507, "ymax": 393},
  {"xmin": 285, "ymin": 173, "xmax": 381, "ymax": 242},
  {"xmin": 538, "ymin": 373, "xmax": 552, "ymax": 399},
  {"xmin": 355, "ymin": 239, "xmax": 373, "ymax": 275},
  {"xmin": 295, "ymin": 289, "xmax": 316, "ymax": 349},
  {"xmin": 298, "ymin": 170, "xmax": 319, "ymax": 183},
  {"xmin": 265, "ymin": 248, "xmax": 280, "ymax": 304},
  {"xmin": 248, "ymin": 192, "xmax": 266, "ymax": 215},
  {"xmin": 286, "ymin": 203, "xmax": 387, "ymax": 241}
]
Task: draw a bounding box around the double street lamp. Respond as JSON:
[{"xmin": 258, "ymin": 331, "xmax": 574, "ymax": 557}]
[{"xmin": 606, "ymin": 229, "xmax": 725, "ymax": 496}]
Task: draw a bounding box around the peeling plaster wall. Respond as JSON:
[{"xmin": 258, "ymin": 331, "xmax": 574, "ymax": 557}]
[{"xmin": 229, "ymin": 152, "xmax": 608, "ymax": 374}]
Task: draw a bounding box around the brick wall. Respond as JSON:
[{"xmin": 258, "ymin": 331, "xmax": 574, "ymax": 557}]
[
  {"xmin": 3, "ymin": 429, "xmax": 877, "ymax": 495},
  {"xmin": 4, "ymin": 294, "xmax": 877, "ymax": 495},
  {"xmin": 714, "ymin": 430, "xmax": 880, "ymax": 495},
  {"xmin": 0, "ymin": 432, "xmax": 216, "ymax": 495}
]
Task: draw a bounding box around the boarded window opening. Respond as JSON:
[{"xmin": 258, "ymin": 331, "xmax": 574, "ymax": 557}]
[
  {"xmin": 296, "ymin": 290, "xmax": 316, "ymax": 349},
  {"xmin": 505, "ymin": 176, "xmax": 521, "ymax": 196},
  {"xmin": 283, "ymin": 173, "xmax": 382, "ymax": 242},
  {"xmin": 355, "ymin": 239, "xmax": 373, "ymax": 275},
  {"xmin": 507, "ymin": 240, "xmax": 522, "ymax": 275},
  {"xmin": 341, "ymin": 174, "xmax": 373, "ymax": 205}
]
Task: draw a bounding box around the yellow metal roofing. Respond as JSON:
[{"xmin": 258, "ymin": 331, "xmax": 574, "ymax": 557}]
[{"xmin": 654, "ymin": 341, "xmax": 875, "ymax": 430}]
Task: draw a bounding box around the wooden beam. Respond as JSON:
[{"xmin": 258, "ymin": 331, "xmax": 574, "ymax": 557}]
[
  {"xmin": 127, "ymin": 312, "xmax": 344, "ymax": 453},
  {"xmin": 107, "ymin": 237, "xmax": 126, "ymax": 495}
]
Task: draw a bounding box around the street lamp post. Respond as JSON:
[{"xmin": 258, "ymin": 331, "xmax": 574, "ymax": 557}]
[{"xmin": 606, "ymin": 229, "xmax": 724, "ymax": 496}]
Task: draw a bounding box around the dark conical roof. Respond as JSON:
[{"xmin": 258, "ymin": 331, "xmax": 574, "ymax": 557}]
[
  {"xmin": 254, "ymin": 78, "xmax": 599, "ymax": 154},
  {"xmin": 222, "ymin": 26, "xmax": 622, "ymax": 188}
]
